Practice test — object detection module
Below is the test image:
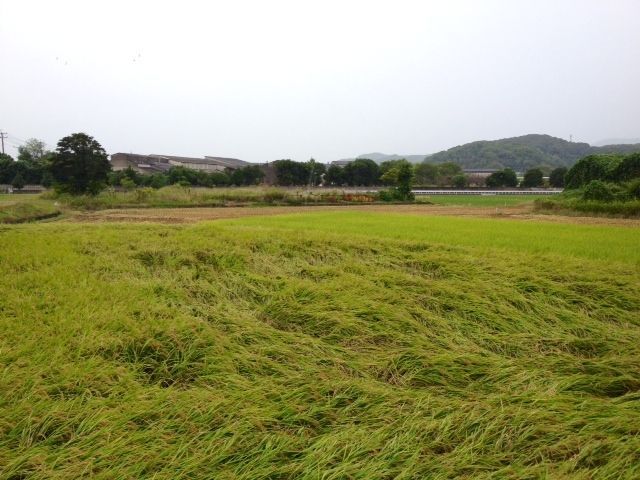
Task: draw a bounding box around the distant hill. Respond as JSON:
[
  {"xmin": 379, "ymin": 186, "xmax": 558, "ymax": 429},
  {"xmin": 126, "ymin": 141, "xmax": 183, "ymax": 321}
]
[
  {"xmin": 593, "ymin": 138, "xmax": 640, "ymax": 146},
  {"xmin": 426, "ymin": 134, "xmax": 640, "ymax": 171},
  {"xmin": 335, "ymin": 153, "xmax": 429, "ymax": 164}
]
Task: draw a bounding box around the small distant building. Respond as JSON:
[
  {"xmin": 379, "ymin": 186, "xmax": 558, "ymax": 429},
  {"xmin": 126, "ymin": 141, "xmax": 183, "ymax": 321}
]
[
  {"xmin": 462, "ymin": 168, "xmax": 499, "ymax": 178},
  {"xmin": 330, "ymin": 159, "xmax": 354, "ymax": 167},
  {"xmin": 0, "ymin": 184, "xmax": 47, "ymax": 194},
  {"xmin": 462, "ymin": 169, "xmax": 499, "ymax": 187},
  {"xmin": 110, "ymin": 153, "xmax": 249, "ymax": 174}
]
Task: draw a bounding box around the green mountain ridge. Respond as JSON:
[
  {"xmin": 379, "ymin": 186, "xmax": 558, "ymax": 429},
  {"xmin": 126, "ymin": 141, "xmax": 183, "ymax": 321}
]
[
  {"xmin": 341, "ymin": 135, "xmax": 640, "ymax": 171},
  {"xmin": 426, "ymin": 134, "xmax": 640, "ymax": 171}
]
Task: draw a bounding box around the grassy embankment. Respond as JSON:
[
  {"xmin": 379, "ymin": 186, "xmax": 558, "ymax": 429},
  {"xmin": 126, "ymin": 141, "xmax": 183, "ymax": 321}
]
[
  {"xmin": 1, "ymin": 211, "xmax": 639, "ymax": 478},
  {"xmin": 0, "ymin": 194, "xmax": 61, "ymax": 224},
  {"xmin": 50, "ymin": 187, "xmax": 544, "ymax": 210},
  {"xmin": 417, "ymin": 194, "xmax": 541, "ymax": 207},
  {"xmin": 46, "ymin": 186, "xmax": 380, "ymax": 210},
  {"xmin": 535, "ymin": 196, "xmax": 640, "ymax": 217}
]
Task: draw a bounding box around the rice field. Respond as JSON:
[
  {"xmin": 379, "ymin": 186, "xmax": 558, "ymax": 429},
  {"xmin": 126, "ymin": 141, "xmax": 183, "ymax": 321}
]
[
  {"xmin": 1, "ymin": 210, "xmax": 639, "ymax": 478},
  {"xmin": 417, "ymin": 194, "xmax": 541, "ymax": 207}
]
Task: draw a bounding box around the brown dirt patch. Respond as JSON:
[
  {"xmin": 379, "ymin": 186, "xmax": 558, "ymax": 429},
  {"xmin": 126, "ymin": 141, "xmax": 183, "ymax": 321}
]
[{"xmin": 67, "ymin": 204, "xmax": 523, "ymax": 223}]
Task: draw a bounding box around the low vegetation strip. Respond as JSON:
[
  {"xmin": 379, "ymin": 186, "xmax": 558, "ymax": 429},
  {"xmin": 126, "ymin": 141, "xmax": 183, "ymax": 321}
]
[
  {"xmin": 535, "ymin": 197, "xmax": 640, "ymax": 218},
  {"xmin": 1, "ymin": 214, "xmax": 639, "ymax": 478},
  {"xmin": 0, "ymin": 200, "xmax": 60, "ymax": 223},
  {"xmin": 46, "ymin": 186, "xmax": 384, "ymax": 211}
]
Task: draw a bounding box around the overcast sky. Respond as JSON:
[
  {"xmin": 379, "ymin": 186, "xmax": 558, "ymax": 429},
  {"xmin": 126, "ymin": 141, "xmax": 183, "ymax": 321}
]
[{"xmin": 1, "ymin": 0, "xmax": 639, "ymax": 162}]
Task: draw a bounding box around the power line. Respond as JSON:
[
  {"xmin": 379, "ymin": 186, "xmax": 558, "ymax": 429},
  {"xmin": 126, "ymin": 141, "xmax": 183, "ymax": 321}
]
[{"xmin": 8, "ymin": 134, "xmax": 28, "ymax": 145}]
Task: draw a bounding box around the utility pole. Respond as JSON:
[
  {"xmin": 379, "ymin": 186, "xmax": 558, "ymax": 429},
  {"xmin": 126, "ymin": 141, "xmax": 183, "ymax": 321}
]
[{"xmin": 0, "ymin": 131, "xmax": 7, "ymax": 154}]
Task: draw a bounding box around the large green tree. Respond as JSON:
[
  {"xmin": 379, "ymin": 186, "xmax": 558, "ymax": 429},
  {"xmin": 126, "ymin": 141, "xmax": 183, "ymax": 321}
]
[
  {"xmin": 230, "ymin": 165, "xmax": 265, "ymax": 186},
  {"xmin": 521, "ymin": 168, "xmax": 544, "ymax": 188},
  {"xmin": 414, "ymin": 162, "xmax": 439, "ymax": 186},
  {"xmin": 436, "ymin": 162, "xmax": 463, "ymax": 186},
  {"xmin": 17, "ymin": 138, "xmax": 53, "ymax": 184},
  {"xmin": 564, "ymin": 154, "xmax": 622, "ymax": 189},
  {"xmin": 49, "ymin": 133, "xmax": 111, "ymax": 194},
  {"xmin": 343, "ymin": 158, "xmax": 380, "ymax": 186},
  {"xmin": 0, "ymin": 153, "xmax": 16, "ymax": 184},
  {"xmin": 273, "ymin": 159, "xmax": 309, "ymax": 186},
  {"xmin": 486, "ymin": 168, "xmax": 518, "ymax": 188},
  {"xmin": 394, "ymin": 162, "xmax": 414, "ymax": 200},
  {"xmin": 611, "ymin": 153, "xmax": 640, "ymax": 183},
  {"xmin": 549, "ymin": 167, "xmax": 567, "ymax": 188},
  {"xmin": 324, "ymin": 165, "xmax": 345, "ymax": 186}
]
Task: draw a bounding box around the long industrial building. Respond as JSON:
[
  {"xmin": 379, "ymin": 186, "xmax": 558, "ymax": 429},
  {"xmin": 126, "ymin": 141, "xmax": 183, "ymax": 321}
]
[{"xmin": 110, "ymin": 153, "xmax": 249, "ymax": 174}]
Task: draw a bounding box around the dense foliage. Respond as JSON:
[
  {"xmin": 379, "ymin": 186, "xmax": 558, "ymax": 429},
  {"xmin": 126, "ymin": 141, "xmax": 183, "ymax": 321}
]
[
  {"xmin": 549, "ymin": 167, "xmax": 567, "ymax": 188},
  {"xmin": 108, "ymin": 165, "xmax": 265, "ymax": 189},
  {"xmin": 521, "ymin": 168, "xmax": 544, "ymax": 188},
  {"xmin": 272, "ymin": 159, "xmax": 325, "ymax": 186},
  {"xmin": 49, "ymin": 133, "xmax": 111, "ymax": 194},
  {"xmin": 485, "ymin": 168, "xmax": 518, "ymax": 188},
  {"xmin": 343, "ymin": 158, "xmax": 380, "ymax": 186},
  {"xmin": 0, "ymin": 139, "xmax": 55, "ymax": 186},
  {"xmin": 536, "ymin": 152, "xmax": 640, "ymax": 216},
  {"xmin": 564, "ymin": 153, "xmax": 640, "ymax": 189}
]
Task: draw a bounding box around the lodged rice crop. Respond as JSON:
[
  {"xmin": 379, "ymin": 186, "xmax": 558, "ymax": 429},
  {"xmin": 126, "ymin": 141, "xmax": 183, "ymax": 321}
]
[{"xmin": 0, "ymin": 212, "xmax": 639, "ymax": 478}]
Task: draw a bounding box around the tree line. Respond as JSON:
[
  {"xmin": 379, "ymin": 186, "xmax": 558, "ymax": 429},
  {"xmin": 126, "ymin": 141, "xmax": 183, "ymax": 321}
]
[
  {"xmin": 561, "ymin": 152, "xmax": 640, "ymax": 202},
  {"xmin": 1, "ymin": 132, "xmax": 580, "ymax": 195}
]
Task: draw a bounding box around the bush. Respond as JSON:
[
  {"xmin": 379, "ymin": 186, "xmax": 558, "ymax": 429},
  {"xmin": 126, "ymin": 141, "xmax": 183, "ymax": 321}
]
[
  {"xmin": 452, "ymin": 174, "xmax": 468, "ymax": 188},
  {"xmin": 11, "ymin": 172, "xmax": 25, "ymax": 190},
  {"xmin": 564, "ymin": 154, "xmax": 623, "ymax": 189},
  {"xmin": 626, "ymin": 178, "xmax": 640, "ymax": 200},
  {"xmin": 611, "ymin": 152, "xmax": 640, "ymax": 183},
  {"xmin": 582, "ymin": 181, "xmax": 615, "ymax": 202}
]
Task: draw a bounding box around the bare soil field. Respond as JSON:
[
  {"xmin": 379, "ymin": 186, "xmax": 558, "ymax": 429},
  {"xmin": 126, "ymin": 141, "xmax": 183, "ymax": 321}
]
[{"xmin": 68, "ymin": 203, "xmax": 640, "ymax": 226}]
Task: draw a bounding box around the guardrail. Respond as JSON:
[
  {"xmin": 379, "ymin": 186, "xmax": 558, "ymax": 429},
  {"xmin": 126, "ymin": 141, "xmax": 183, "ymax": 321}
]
[{"xmin": 411, "ymin": 190, "xmax": 563, "ymax": 196}]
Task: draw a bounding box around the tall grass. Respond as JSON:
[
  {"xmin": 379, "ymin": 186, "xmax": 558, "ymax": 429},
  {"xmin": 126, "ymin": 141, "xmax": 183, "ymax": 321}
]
[
  {"xmin": 0, "ymin": 215, "xmax": 639, "ymax": 478},
  {"xmin": 535, "ymin": 197, "xmax": 640, "ymax": 217},
  {"xmin": 0, "ymin": 199, "xmax": 60, "ymax": 223},
  {"xmin": 46, "ymin": 186, "xmax": 379, "ymax": 210}
]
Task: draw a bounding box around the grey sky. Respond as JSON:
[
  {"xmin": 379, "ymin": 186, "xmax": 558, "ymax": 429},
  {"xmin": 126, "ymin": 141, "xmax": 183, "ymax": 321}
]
[{"xmin": 1, "ymin": 0, "xmax": 639, "ymax": 163}]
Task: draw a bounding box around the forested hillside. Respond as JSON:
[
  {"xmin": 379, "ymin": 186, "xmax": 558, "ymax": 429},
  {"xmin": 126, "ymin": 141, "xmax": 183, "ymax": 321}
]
[{"xmin": 427, "ymin": 134, "xmax": 640, "ymax": 171}]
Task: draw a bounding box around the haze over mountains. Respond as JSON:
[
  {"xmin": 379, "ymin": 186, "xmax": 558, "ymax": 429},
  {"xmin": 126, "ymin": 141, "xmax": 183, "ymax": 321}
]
[{"xmin": 343, "ymin": 134, "xmax": 640, "ymax": 171}]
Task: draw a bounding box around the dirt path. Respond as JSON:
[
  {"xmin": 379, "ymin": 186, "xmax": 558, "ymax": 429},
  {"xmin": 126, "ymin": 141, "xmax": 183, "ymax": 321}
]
[{"xmin": 66, "ymin": 203, "xmax": 640, "ymax": 227}]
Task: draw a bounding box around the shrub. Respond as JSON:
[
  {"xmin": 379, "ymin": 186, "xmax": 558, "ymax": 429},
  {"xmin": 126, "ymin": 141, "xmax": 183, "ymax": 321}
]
[
  {"xmin": 611, "ymin": 152, "xmax": 640, "ymax": 183},
  {"xmin": 582, "ymin": 181, "xmax": 615, "ymax": 202},
  {"xmin": 135, "ymin": 188, "xmax": 154, "ymax": 202},
  {"xmin": 564, "ymin": 154, "xmax": 623, "ymax": 189},
  {"xmin": 626, "ymin": 178, "xmax": 640, "ymax": 199},
  {"xmin": 452, "ymin": 174, "xmax": 468, "ymax": 188}
]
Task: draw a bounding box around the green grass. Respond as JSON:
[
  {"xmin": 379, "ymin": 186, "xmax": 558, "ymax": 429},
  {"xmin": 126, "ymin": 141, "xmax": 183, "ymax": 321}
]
[
  {"xmin": 222, "ymin": 211, "xmax": 640, "ymax": 264},
  {"xmin": 1, "ymin": 212, "xmax": 639, "ymax": 478},
  {"xmin": 417, "ymin": 194, "xmax": 542, "ymax": 206},
  {"xmin": 0, "ymin": 196, "xmax": 60, "ymax": 223}
]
